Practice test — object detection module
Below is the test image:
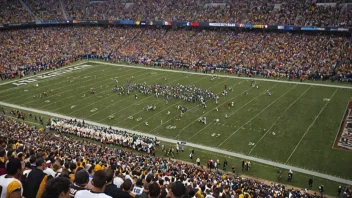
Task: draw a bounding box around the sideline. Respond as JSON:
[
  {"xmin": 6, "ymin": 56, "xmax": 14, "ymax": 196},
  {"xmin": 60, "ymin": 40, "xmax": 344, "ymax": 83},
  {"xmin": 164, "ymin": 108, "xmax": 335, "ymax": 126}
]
[
  {"xmin": 0, "ymin": 101, "xmax": 351, "ymax": 185},
  {"xmin": 90, "ymin": 61, "xmax": 352, "ymax": 89},
  {"xmin": 3, "ymin": 113, "xmax": 333, "ymax": 198}
]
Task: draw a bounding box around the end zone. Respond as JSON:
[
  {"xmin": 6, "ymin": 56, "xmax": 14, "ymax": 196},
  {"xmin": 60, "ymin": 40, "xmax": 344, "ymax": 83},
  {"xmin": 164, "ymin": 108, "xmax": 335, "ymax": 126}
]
[
  {"xmin": 333, "ymin": 97, "xmax": 352, "ymax": 152},
  {"xmin": 0, "ymin": 61, "xmax": 89, "ymax": 87}
]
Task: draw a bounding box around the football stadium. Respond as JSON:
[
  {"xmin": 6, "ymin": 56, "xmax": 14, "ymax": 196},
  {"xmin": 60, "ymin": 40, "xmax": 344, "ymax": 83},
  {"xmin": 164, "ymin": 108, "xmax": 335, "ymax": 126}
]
[{"xmin": 0, "ymin": 0, "xmax": 352, "ymax": 197}]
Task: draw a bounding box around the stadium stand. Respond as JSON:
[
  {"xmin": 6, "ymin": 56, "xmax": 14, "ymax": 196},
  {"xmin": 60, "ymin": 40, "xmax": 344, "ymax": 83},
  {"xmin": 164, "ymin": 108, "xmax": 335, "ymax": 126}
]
[
  {"xmin": 1, "ymin": 113, "xmax": 351, "ymax": 198},
  {"xmin": 57, "ymin": 0, "xmax": 352, "ymax": 27},
  {"xmin": 0, "ymin": 1, "xmax": 352, "ymax": 197},
  {"xmin": 0, "ymin": 0, "xmax": 33, "ymax": 24},
  {"xmin": 61, "ymin": 0, "xmax": 87, "ymax": 20},
  {"xmin": 0, "ymin": 0, "xmax": 350, "ymax": 27},
  {"xmin": 0, "ymin": 27, "xmax": 351, "ymax": 82},
  {"xmin": 23, "ymin": 0, "xmax": 65, "ymax": 21}
]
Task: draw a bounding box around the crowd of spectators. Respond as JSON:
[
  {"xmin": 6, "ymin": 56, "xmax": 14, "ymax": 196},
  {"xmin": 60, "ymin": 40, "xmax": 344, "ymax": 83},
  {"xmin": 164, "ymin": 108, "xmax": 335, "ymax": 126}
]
[
  {"xmin": 1, "ymin": 0, "xmax": 351, "ymax": 28},
  {"xmin": 62, "ymin": 0, "xmax": 87, "ymax": 20},
  {"xmin": 0, "ymin": 26, "xmax": 351, "ymax": 82},
  {"xmin": 23, "ymin": 0, "xmax": 65, "ymax": 21},
  {"xmin": 0, "ymin": 0, "xmax": 33, "ymax": 24},
  {"xmin": 58, "ymin": 0, "xmax": 352, "ymax": 27},
  {"xmin": 2, "ymin": 114, "xmax": 352, "ymax": 198}
]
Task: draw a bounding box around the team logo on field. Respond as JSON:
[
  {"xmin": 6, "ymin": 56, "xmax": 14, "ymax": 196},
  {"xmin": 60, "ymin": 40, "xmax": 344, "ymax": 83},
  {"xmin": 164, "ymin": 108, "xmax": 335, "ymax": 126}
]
[{"xmin": 12, "ymin": 65, "xmax": 92, "ymax": 86}]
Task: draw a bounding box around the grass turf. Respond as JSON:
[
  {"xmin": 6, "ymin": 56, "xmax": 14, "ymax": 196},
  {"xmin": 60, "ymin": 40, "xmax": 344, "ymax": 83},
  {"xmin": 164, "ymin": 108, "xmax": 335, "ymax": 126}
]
[
  {"xmin": 0, "ymin": 61, "xmax": 351, "ymax": 183},
  {"xmin": 0, "ymin": 109, "xmax": 345, "ymax": 197}
]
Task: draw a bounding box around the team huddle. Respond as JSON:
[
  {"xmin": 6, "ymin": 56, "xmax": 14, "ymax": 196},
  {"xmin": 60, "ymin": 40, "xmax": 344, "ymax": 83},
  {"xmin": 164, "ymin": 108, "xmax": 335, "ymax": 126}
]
[
  {"xmin": 75, "ymin": 75, "xmax": 277, "ymax": 128},
  {"xmin": 84, "ymin": 77, "xmax": 273, "ymax": 127}
]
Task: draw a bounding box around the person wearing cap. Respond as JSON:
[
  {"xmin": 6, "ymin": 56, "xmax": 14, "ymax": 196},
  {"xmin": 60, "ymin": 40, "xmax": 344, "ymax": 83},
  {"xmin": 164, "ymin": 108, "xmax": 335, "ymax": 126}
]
[
  {"xmin": 74, "ymin": 170, "xmax": 111, "ymax": 198},
  {"xmin": 69, "ymin": 169, "xmax": 89, "ymax": 198},
  {"xmin": 0, "ymin": 158, "xmax": 23, "ymax": 198},
  {"xmin": 170, "ymin": 181, "xmax": 186, "ymax": 198}
]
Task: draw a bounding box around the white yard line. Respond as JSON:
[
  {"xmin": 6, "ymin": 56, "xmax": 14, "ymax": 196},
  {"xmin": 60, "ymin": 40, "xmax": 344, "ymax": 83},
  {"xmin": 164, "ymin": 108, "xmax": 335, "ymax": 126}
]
[
  {"xmin": 131, "ymin": 100, "xmax": 184, "ymax": 130},
  {"xmin": 65, "ymin": 72, "xmax": 157, "ymax": 115},
  {"xmin": 174, "ymin": 81, "xmax": 252, "ymax": 137},
  {"xmin": 217, "ymin": 84, "xmax": 297, "ymax": 148},
  {"xmin": 129, "ymin": 76, "xmax": 224, "ymax": 130},
  {"xmin": 149, "ymin": 78, "xmax": 232, "ymax": 134},
  {"xmin": 285, "ymin": 88, "xmax": 338, "ymax": 164},
  {"xmin": 183, "ymin": 82, "xmax": 276, "ymax": 141},
  {"xmin": 0, "ymin": 100, "xmax": 350, "ymax": 185},
  {"xmin": 96, "ymin": 74, "xmax": 190, "ymax": 122},
  {"xmin": 139, "ymin": 77, "xmax": 232, "ymax": 133},
  {"xmin": 90, "ymin": 61, "xmax": 352, "ymax": 90},
  {"xmin": 115, "ymin": 76, "xmax": 209, "ymax": 125},
  {"xmin": 331, "ymin": 102, "xmax": 350, "ymax": 149},
  {"xmin": 0, "ymin": 61, "xmax": 88, "ymax": 86},
  {"xmin": 12, "ymin": 68, "xmax": 133, "ymax": 105},
  {"xmin": 0, "ymin": 64, "xmax": 121, "ymax": 102},
  {"xmin": 227, "ymin": 83, "xmax": 279, "ymax": 119},
  {"xmin": 248, "ymin": 86, "xmax": 312, "ymax": 155},
  {"xmin": 91, "ymin": 76, "xmax": 167, "ymax": 121},
  {"xmin": 0, "ymin": 63, "xmax": 110, "ymax": 99}
]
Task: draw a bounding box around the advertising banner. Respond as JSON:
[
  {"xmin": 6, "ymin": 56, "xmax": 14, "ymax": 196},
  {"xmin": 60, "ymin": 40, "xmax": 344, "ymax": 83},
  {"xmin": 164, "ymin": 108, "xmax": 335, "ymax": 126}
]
[
  {"xmin": 209, "ymin": 23, "xmax": 237, "ymax": 27},
  {"xmin": 0, "ymin": 19, "xmax": 349, "ymax": 32},
  {"xmin": 120, "ymin": 20, "xmax": 135, "ymax": 25}
]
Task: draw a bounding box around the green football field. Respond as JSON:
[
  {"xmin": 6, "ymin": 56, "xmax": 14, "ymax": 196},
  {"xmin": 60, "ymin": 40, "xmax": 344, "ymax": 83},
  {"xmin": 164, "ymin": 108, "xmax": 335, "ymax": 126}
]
[{"xmin": 1, "ymin": 61, "xmax": 352, "ymax": 181}]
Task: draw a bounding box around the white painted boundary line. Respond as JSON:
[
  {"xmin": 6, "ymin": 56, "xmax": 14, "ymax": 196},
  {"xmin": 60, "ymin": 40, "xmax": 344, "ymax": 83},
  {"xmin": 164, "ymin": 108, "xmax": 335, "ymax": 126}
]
[
  {"xmin": 148, "ymin": 78, "xmax": 231, "ymax": 134},
  {"xmin": 65, "ymin": 71, "xmax": 155, "ymax": 115},
  {"xmin": 0, "ymin": 61, "xmax": 88, "ymax": 86},
  {"xmin": 129, "ymin": 77, "xmax": 231, "ymax": 130},
  {"xmin": 3, "ymin": 64, "xmax": 123, "ymax": 102},
  {"xmin": 90, "ymin": 61, "xmax": 352, "ymax": 90},
  {"xmin": 21, "ymin": 67, "xmax": 141, "ymax": 107},
  {"xmin": 183, "ymin": 82, "xmax": 275, "ymax": 141},
  {"xmin": 248, "ymin": 86, "xmax": 312, "ymax": 155},
  {"xmin": 0, "ymin": 100, "xmax": 351, "ymax": 185},
  {"xmin": 227, "ymin": 83, "xmax": 278, "ymax": 119},
  {"xmin": 285, "ymin": 88, "xmax": 338, "ymax": 164},
  {"xmin": 0, "ymin": 65, "xmax": 115, "ymax": 102},
  {"xmin": 95, "ymin": 75, "xmax": 189, "ymax": 122},
  {"xmin": 218, "ymin": 84, "xmax": 297, "ymax": 148},
  {"xmin": 115, "ymin": 75, "xmax": 209, "ymax": 126}
]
